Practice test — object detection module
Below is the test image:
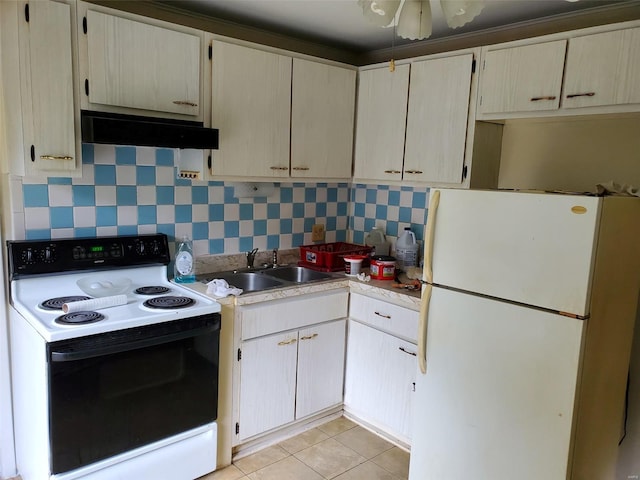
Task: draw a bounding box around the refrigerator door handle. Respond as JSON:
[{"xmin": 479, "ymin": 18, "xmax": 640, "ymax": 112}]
[
  {"xmin": 423, "ymin": 189, "xmax": 440, "ymax": 284},
  {"xmin": 418, "ymin": 283, "xmax": 432, "ymax": 374}
]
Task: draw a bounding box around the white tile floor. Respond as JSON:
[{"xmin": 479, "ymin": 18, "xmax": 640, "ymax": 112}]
[{"xmin": 199, "ymin": 417, "xmax": 410, "ymax": 480}]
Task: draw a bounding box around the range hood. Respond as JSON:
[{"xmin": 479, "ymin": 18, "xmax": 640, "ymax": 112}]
[{"xmin": 81, "ymin": 110, "xmax": 219, "ymax": 150}]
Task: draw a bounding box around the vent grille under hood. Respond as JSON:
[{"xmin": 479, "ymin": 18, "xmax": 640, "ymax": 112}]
[{"xmin": 81, "ymin": 110, "xmax": 219, "ymax": 149}]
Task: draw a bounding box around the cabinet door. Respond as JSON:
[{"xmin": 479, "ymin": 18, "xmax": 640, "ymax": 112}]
[
  {"xmin": 563, "ymin": 27, "xmax": 640, "ymax": 109},
  {"xmin": 291, "ymin": 59, "xmax": 355, "ymax": 179},
  {"xmin": 353, "ymin": 65, "xmax": 409, "ymax": 182},
  {"xmin": 404, "ymin": 54, "xmax": 473, "ymax": 184},
  {"xmin": 296, "ymin": 319, "xmax": 346, "ymax": 419},
  {"xmin": 238, "ymin": 331, "xmax": 297, "ymax": 440},
  {"xmin": 21, "ymin": 0, "xmax": 78, "ymax": 175},
  {"xmin": 86, "ymin": 10, "xmax": 201, "ymax": 116},
  {"xmin": 478, "ymin": 40, "xmax": 566, "ymax": 114},
  {"xmin": 211, "ymin": 41, "xmax": 291, "ymax": 177},
  {"xmin": 344, "ymin": 320, "xmax": 416, "ymax": 440}
]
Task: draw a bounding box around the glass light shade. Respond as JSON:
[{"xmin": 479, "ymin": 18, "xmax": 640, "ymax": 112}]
[
  {"xmin": 358, "ymin": 0, "xmax": 402, "ymax": 27},
  {"xmin": 440, "ymin": 0, "xmax": 485, "ymax": 28},
  {"xmin": 397, "ymin": 0, "xmax": 432, "ymax": 40}
]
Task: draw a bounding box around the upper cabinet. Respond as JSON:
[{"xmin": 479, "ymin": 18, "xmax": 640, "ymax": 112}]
[
  {"xmin": 477, "ymin": 23, "xmax": 640, "ymax": 119},
  {"xmin": 353, "ymin": 52, "xmax": 476, "ymax": 186},
  {"xmin": 478, "ymin": 40, "xmax": 566, "ymax": 114},
  {"xmin": 0, "ymin": 0, "xmax": 81, "ymax": 177},
  {"xmin": 563, "ymin": 27, "xmax": 640, "ymax": 109},
  {"xmin": 78, "ymin": 3, "xmax": 204, "ymax": 119},
  {"xmin": 211, "ymin": 41, "xmax": 291, "ymax": 178},
  {"xmin": 210, "ymin": 40, "xmax": 356, "ymax": 181},
  {"xmin": 291, "ymin": 58, "xmax": 356, "ymax": 179}
]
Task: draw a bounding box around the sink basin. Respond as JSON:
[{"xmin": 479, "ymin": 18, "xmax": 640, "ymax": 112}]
[
  {"xmin": 262, "ymin": 266, "xmax": 332, "ymax": 283},
  {"xmin": 203, "ymin": 272, "xmax": 284, "ymax": 293}
]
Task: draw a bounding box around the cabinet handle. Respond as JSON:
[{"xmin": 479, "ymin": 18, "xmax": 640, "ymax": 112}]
[
  {"xmin": 399, "ymin": 346, "xmax": 417, "ymax": 356},
  {"xmin": 404, "ymin": 170, "xmax": 423, "ymax": 174},
  {"xmin": 270, "ymin": 166, "xmax": 289, "ymax": 171},
  {"xmin": 374, "ymin": 311, "xmax": 391, "ymax": 319},
  {"xmin": 277, "ymin": 338, "xmax": 297, "ymax": 346},
  {"xmin": 292, "ymin": 167, "xmax": 310, "ymax": 171},
  {"xmin": 172, "ymin": 100, "xmax": 198, "ymax": 107},
  {"xmin": 384, "ymin": 170, "xmax": 401, "ymax": 174},
  {"xmin": 530, "ymin": 96, "xmax": 557, "ymax": 102},
  {"xmin": 40, "ymin": 155, "xmax": 73, "ymax": 161},
  {"xmin": 566, "ymin": 92, "xmax": 596, "ymax": 99},
  {"xmin": 300, "ymin": 333, "xmax": 318, "ymax": 341}
]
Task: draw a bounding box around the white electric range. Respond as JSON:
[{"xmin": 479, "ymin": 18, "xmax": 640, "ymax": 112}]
[{"xmin": 7, "ymin": 234, "xmax": 221, "ymax": 480}]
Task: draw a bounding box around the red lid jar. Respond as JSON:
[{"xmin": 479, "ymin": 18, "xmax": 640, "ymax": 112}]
[{"xmin": 370, "ymin": 255, "xmax": 396, "ymax": 281}]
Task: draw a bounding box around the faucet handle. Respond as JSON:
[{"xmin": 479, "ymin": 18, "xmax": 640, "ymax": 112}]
[{"xmin": 272, "ymin": 248, "xmax": 278, "ymax": 267}]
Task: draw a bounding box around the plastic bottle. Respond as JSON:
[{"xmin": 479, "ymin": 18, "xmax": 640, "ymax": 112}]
[
  {"xmin": 365, "ymin": 226, "xmax": 390, "ymax": 256},
  {"xmin": 174, "ymin": 235, "xmax": 195, "ymax": 283},
  {"xmin": 395, "ymin": 227, "xmax": 418, "ymax": 270}
]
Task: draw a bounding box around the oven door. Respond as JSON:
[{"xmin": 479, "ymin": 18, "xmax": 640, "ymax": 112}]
[{"xmin": 47, "ymin": 313, "xmax": 220, "ymax": 474}]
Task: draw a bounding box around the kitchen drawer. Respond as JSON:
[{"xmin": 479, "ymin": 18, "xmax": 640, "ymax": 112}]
[
  {"xmin": 240, "ymin": 289, "xmax": 348, "ymax": 340},
  {"xmin": 349, "ymin": 292, "xmax": 418, "ymax": 343}
]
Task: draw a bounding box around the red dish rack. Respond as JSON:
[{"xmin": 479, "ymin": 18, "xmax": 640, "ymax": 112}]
[{"xmin": 298, "ymin": 242, "xmax": 373, "ymax": 272}]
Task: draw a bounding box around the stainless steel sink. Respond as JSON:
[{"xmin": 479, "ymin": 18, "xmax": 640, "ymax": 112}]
[
  {"xmin": 199, "ymin": 265, "xmax": 334, "ymax": 294},
  {"xmin": 201, "ymin": 272, "xmax": 285, "ymax": 293},
  {"xmin": 262, "ymin": 266, "xmax": 332, "ymax": 283}
]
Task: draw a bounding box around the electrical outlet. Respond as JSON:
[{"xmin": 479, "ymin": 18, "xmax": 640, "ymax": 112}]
[{"xmin": 312, "ymin": 224, "xmax": 325, "ymax": 242}]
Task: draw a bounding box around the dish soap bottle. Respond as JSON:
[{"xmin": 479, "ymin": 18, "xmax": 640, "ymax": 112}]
[{"xmin": 174, "ymin": 235, "xmax": 195, "ymax": 283}]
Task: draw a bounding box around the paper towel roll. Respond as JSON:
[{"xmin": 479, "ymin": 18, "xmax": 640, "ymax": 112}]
[{"xmin": 62, "ymin": 294, "xmax": 128, "ymax": 313}]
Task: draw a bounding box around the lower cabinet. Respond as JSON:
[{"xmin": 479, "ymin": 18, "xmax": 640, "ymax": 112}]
[
  {"xmin": 235, "ymin": 290, "xmax": 348, "ymax": 442},
  {"xmin": 344, "ymin": 320, "xmax": 417, "ymax": 443}
]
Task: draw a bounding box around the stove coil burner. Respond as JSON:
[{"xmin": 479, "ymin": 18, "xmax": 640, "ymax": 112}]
[
  {"xmin": 143, "ymin": 296, "xmax": 195, "ymax": 310},
  {"xmin": 40, "ymin": 296, "xmax": 91, "ymax": 311},
  {"xmin": 135, "ymin": 286, "xmax": 171, "ymax": 295},
  {"xmin": 55, "ymin": 311, "xmax": 105, "ymax": 325}
]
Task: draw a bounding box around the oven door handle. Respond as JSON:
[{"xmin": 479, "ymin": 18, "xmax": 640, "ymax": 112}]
[{"xmin": 49, "ymin": 325, "xmax": 218, "ymax": 362}]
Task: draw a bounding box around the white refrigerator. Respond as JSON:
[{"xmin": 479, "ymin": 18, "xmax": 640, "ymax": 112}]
[{"xmin": 410, "ymin": 189, "xmax": 640, "ymax": 480}]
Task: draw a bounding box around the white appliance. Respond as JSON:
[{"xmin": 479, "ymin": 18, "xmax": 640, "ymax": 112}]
[
  {"xmin": 7, "ymin": 234, "xmax": 222, "ymax": 480},
  {"xmin": 410, "ymin": 189, "xmax": 640, "ymax": 480}
]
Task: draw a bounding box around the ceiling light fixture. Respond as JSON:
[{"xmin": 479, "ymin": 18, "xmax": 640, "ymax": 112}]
[{"xmin": 358, "ymin": 0, "xmax": 485, "ymax": 41}]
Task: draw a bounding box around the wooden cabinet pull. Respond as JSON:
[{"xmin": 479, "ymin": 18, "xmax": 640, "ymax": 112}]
[
  {"xmin": 172, "ymin": 100, "xmax": 198, "ymax": 107},
  {"xmin": 404, "ymin": 170, "xmax": 423, "ymax": 174},
  {"xmin": 300, "ymin": 333, "xmax": 318, "ymax": 341},
  {"xmin": 384, "ymin": 170, "xmax": 401, "ymax": 174},
  {"xmin": 270, "ymin": 166, "xmax": 289, "ymax": 171},
  {"xmin": 292, "ymin": 166, "xmax": 310, "ymax": 171},
  {"xmin": 399, "ymin": 346, "xmax": 417, "ymax": 356},
  {"xmin": 277, "ymin": 338, "xmax": 297, "ymax": 346},
  {"xmin": 566, "ymin": 92, "xmax": 596, "ymax": 99},
  {"xmin": 374, "ymin": 311, "xmax": 391, "ymax": 319},
  {"xmin": 40, "ymin": 155, "xmax": 73, "ymax": 161},
  {"xmin": 530, "ymin": 96, "xmax": 557, "ymax": 102}
]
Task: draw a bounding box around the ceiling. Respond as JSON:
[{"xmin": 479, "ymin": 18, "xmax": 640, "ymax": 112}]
[{"xmin": 154, "ymin": 0, "xmax": 636, "ymax": 53}]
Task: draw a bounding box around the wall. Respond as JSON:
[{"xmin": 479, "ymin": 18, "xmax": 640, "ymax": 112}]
[
  {"xmin": 12, "ymin": 145, "xmax": 432, "ymax": 262},
  {"xmin": 498, "ymin": 115, "xmax": 640, "ymax": 193}
]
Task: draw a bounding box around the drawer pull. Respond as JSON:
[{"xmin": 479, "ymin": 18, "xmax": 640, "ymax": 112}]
[
  {"xmin": 399, "ymin": 346, "xmax": 417, "ymax": 356},
  {"xmin": 300, "ymin": 333, "xmax": 318, "ymax": 341},
  {"xmin": 292, "ymin": 166, "xmax": 310, "ymax": 171},
  {"xmin": 404, "ymin": 170, "xmax": 423, "ymax": 174},
  {"xmin": 566, "ymin": 92, "xmax": 595, "ymax": 99},
  {"xmin": 374, "ymin": 311, "xmax": 391, "ymax": 319},
  {"xmin": 40, "ymin": 155, "xmax": 73, "ymax": 161},
  {"xmin": 384, "ymin": 170, "xmax": 401, "ymax": 174},
  {"xmin": 277, "ymin": 338, "xmax": 297, "ymax": 346},
  {"xmin": 270, "ymin": 166, "xmax": 289, "ymax": 171},
  {"xmin": 530, "ymin": 95, "xmax": 556, "ymax": 102},
  {"xmin": 173, "ymin": 100, "xmax": 198, "ymax": 107}
]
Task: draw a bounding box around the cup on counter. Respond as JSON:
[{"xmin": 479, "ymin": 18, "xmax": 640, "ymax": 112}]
[{"xmin": 344, "ymin": 255, "xmax": 366, "ymax": 276}]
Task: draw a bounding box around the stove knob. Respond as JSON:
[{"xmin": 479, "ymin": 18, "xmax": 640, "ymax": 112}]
[
  {"xmin": 40, "ymin": 246, "xmax": 56, "ymax": 263},
  {"xmin": 21, "ymin": 248, "xmax": 36, "ymax": 264},
  {"xmin": 136, "ymin": 241, "xmax": 146, "ymax": 255}
]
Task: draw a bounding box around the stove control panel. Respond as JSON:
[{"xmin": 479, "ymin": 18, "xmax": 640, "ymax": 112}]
[{"xmin": 7, "ymin": 234, "xmax": 171, "ymax": 279}]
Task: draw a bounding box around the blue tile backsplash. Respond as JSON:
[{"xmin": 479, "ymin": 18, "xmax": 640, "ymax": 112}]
[{"xmin": 18, "ymin": 144, "xmax": 430, "ymax": 258}]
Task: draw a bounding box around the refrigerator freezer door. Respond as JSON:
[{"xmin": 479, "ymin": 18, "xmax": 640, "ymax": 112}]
[
  {"xmin": 427, "ymin": 189, "xmax": 600, "ymax": 317},
  {"xmin": 410, "ymin": 287, "xmax": 584, "ymax": 480}
]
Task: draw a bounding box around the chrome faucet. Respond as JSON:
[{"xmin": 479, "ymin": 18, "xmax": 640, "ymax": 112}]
[
  {"xmin": 271, "ymin": 248, "xmax": 278, "ymax": 267},
  {"xmin": 246, "ymin": 248, "xmax": 259, "ymax": 269}
]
